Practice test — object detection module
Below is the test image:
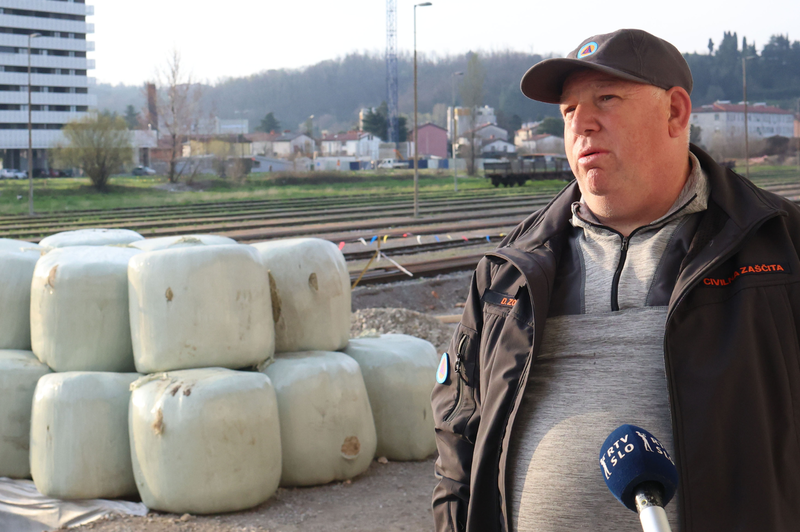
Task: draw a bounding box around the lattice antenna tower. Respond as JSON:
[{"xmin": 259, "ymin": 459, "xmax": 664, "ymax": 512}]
[{"xmin": 386, "ymin": 0, "xmax": 399, "ymax": 143}]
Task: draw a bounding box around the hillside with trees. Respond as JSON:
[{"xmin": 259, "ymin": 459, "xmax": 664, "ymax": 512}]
[{"xmin": 95, "ymin": 31, "xmax": 800, "ymax": 135}]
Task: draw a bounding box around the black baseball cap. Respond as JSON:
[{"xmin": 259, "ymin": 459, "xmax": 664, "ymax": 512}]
[{"xmin": 520, "ymin": 29, "xmax": 693, "ymax": 103}]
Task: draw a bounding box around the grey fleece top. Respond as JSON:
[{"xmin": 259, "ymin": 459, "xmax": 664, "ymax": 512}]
[{"xmin": 507, "ymin": 154, "xmax": 709, "ymax": 532}]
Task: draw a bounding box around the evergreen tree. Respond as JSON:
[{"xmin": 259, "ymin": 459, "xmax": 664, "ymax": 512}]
[
  {"xmin": 362, "ymin": 106, "xmax": 387, "ymax": 140},
  {"xmin": 257, "ymin": 112, "xmax": 281, "ymax": 133},
  {"xmin": 124, "ymin": 104, "xmax": 140, "ymax": 129},
  {"xmin": 537, "ymin": 117, "xmax": 564, "ymax": 137},
  {"xmin": 361, "ymin": 103, "xmax": 407, "ymax": 142}
]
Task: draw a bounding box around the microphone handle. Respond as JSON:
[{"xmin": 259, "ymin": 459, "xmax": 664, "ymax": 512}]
[
  {"xmin": 634, "ymin": 482, "xmax": 672, "ymax": 532},
  {"xmin": 639, "ymin": 505, "xmax": 671, "ymax": 532}
]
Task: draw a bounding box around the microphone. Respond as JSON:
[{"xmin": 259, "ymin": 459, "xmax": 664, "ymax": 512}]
[{"xmin": 599, "ymin": 425, "xmax": 678, "ymax": 532}]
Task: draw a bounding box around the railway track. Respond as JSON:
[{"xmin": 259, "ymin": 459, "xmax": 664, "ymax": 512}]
[{"xmin": 4, "ymin": 173, "xmax": 800, "ymax": 285}]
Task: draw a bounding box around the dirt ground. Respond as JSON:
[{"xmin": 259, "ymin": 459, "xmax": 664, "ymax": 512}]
[
  {"xmin": 351, "ymin": 271, "xmax": 471, "ymax": 316},
  {"xmin": 71, "ymin": 272, "xmax": 473, "ymax": 532},
  {"xmin": 75, "ymin": 458, "xmax": 436, "ymax": 532}
]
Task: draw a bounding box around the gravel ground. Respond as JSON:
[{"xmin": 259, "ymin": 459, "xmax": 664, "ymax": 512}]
[
  {"xmin": 73, "ymin": 458, "xmax": 436, "ymax": 532},
  {"xmin": 351, "ymin": 271, "xmax": 471, "ymax": 315},
  {"xmin": 66, "ymin": 272, "xmax": 478, "ymax": 532},
  {"xmin": 351, "ymin": 308, "xmax": 456, "ymax": 353}
]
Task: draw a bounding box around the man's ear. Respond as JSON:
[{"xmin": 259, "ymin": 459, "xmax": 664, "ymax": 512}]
[{"xmin": 666, "ymin": 87, "xmax": 692, "ymax": 139}]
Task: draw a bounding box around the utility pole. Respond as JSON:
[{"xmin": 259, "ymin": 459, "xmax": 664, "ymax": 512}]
[
  {"xmin": 451, "ymin": 71, "xmax": 463, "ymax": 192},
  {"xmin": 412, "ymin": 2, "xmax": 432, "ymax": 218},
  {"xmin": 742, "ymin": 55, "xmax": 755, "ymax": 180},
  {"xmin": 27, "ymin": 33, "xmax": 41, "ymax": 216},
  {"xmin": 385, "ymin": 0, "xmax": 399, "ymax": 144}
]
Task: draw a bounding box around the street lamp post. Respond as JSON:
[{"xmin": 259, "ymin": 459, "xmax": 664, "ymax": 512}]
[
  {"xmin": 742, "ymin": 55, "xmax": 756, "ymax": 180},
  {"xmin": 451, "ymin": 71, "xmax": 463, "ymax": 192},
  {"xmin": 27, "ymin": 32, "xmax": 41, "ymax": 216},
  {"xmin": 413, "ymin": 1, "xmax": 431, "ymax": 218}
]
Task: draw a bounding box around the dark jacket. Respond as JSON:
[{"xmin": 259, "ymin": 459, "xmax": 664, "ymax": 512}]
[{"xmin": 431, "ymin": 145, "xmax": 800, "ymax": 532}]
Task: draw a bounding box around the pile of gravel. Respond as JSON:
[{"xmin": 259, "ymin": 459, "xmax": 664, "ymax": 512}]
[{"xmin": 351, "ymin": 308, "xmax": 455, "ymax": 351}]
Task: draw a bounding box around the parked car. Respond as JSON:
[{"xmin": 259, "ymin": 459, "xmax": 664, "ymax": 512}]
[
  {"xmin": 0, "ymin": 169, "xmax": 15, "ymax": 179},
  {"xmin": 11, "ymin": 170, "xmax": 26, "ymax": 179},
  {"xmin": 377, "ymin": 159, "xmax": 409, "ymax": 169},
  {"xmin": 132, "ymin": 165, "xmax": 156, "ymax": 176}
]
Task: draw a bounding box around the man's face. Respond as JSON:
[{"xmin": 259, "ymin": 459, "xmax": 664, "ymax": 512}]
[{"xmin": 560, "ymin": 70, "xmax": 671, "ymax": 221}]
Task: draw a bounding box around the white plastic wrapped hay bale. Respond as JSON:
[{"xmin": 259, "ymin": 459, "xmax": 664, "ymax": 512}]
[
  {"xmin": 30, "ymin": 246, "xmax": 141, "ymax": 372},
  {"xmin": 129, "ymin": 368, "xmax": 281, "ymax": 514},
  {"xmin": 0, "ymin": 237, "xmax": 43, "ymax": 253},
  {"xmin": 29, "ymin": 372, "xmax": 140, "ymax": 499},
  {"xmin": 0, "ymin": 242, "xmax": 43, "ymax": 349},
  {"xmin": 128, "ymin": 245, "xmax": 274, "ymax": 373},
  {"xmin": 39, "ymin": 228, "xmax": 144, "ymax": 248},
  {"xmin": 263, "ymin": 351, "xmax": 377, "ymax": 486},
  {"xmin": 0, "ymin": 350, "xmax": 51, "ymax": 478},
  {"xmin": 343, "ymin": 334, "xmax": 438, "ymax": 461},
  {"xmin": 130, "ymin": 234, "xmax": 237, "ymax": 252},
  {"xmin": 252, "ymin": 238, "xmax": 350, "ymax": 353}
]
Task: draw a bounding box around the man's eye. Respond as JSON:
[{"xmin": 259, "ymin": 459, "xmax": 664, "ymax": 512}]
[
  {"xmin": 562, "ymin": 106, "xmax": 576, "ymax": 116},
  {"xmin": 600, "ymin": 95, "xmax": 616, "ymax": 102}
]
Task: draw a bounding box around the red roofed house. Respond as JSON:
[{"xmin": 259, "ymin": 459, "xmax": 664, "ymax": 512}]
[
  {"xmin": 690, "ymin": 101, "xmax": 794, "ymax": 156},
  {"xmin": 413, "ymin": 123, "xmax": 448, "ymax": 159}
]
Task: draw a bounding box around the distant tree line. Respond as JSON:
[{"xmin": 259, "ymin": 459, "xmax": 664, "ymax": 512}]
[
  {"xmin": 686, "ymin": 32, "xmax": 800, "ymax": 108},
  {"xmin": 97, "ymin": 32, "xmax": 800, "ymax": 137}
]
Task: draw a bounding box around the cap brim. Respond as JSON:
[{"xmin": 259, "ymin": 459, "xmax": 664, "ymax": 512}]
[{"xmin": 520, "ymin": 58, "xmax": 654, "ymax": 104}]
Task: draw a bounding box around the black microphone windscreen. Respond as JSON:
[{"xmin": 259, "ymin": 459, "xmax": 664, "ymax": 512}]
[{"xmin": 599, "ymin": 424, "xmax": 678, "ymax": 512}]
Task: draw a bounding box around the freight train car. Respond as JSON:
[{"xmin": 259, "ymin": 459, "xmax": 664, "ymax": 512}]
[{"xmin": 484, "ymin": 154, "xmax": 573, "ymax": 187}]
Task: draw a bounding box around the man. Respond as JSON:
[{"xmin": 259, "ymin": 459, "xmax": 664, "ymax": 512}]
[{"xmin": 431, "ymin": 29, "xmax": 800, "ymax": 532}]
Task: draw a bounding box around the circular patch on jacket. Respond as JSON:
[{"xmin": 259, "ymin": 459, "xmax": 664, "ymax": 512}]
[
  {"xmin": 578, "ymin": 41, "xmax": 599, "ymax": 58},
  {"xmin": 436, "ymin": 352, "xmax": 449, "ymax": 384}
]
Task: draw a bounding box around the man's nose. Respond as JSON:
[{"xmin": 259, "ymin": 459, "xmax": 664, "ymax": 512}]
[{"xmin": 569, "ymin": 104, "xmax": 599, "ymax": 136}]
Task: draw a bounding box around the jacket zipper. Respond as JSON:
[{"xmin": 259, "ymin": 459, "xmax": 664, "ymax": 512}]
[
  {"xmin": 609, "ymin": 225, "xmax": 651, "ymax": 311},
  {"xmin": 444, "ymin": 335, "xmax": 469, "ymax": 423},
  {"xmin": 577, "ymin": 195, "xmax": 697, "ymax": 312},
  {"xmin": 610, "ymin": 236, "xmax": 629, "ymax": 311}
]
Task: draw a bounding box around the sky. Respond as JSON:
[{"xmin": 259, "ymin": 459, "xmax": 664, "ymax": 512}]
[{"xmin": 91, "ymin": 0, "xmax": 800, "ymax": 87}]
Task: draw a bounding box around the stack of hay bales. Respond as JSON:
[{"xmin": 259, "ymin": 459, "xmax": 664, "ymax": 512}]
[
  {"xmin": 0, "ymin": 238, "xmax": 50, "ymax": 480},
  {"xmin": 27, "ymin": 230, "xmax": 147, "ymax": 499},
  {"xmin": 0, "ymin": 228, "xmax": 441, "ymax": 515},
  {"xmin": 126, "ymin": 242, "xmax": 281, "ymax": 513}
]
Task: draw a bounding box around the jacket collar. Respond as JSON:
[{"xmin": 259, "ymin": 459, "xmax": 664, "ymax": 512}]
[
  {"xmin": 692, "ymin": 144, "xmax": 784, "ymax": 229},
  {"xmin": 506, "ymin": 144, "xmax": 783, "ymax": 256}
]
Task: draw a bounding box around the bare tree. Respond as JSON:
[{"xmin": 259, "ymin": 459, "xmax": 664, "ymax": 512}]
[
  {"xmin": 460, "ymin": 53, "xmax": 485, "ymax": 176},
  {"xmin": 152, "ymin": 50, "xmax": 202, "ymax": 183}
]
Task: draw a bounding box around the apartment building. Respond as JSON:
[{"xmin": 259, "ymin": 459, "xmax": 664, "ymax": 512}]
[
  {"xmin": 691, "ymin": 100, "xmax": 794, "ymax": 150},
  {"xmin": 0, "ymin": 0, "xmax": 95, "ymax": 171}
]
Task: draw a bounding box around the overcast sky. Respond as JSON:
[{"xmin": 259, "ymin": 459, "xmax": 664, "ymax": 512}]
[{"xmin": 91, "ymin": 0, "xmax": 799, "ymax": 86}]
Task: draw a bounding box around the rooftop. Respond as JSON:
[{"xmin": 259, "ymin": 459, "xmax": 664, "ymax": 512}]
[{"xmin": 693, "ymin": 101, "xmax": 793, "ymax": 115}]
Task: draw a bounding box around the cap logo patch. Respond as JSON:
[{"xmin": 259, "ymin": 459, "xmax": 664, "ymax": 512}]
[
  {"xmin": 578, "ymin": 42, "xmax": 598, "ymax": 58},
  {"xmin": 436, "ymin": 352, "xmax": 449, "ymax": 384}
]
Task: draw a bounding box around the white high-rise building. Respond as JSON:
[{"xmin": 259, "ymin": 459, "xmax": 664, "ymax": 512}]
[{"xmin": 0, "ymin": 0, "xmax": 95, "ymax": 171}]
